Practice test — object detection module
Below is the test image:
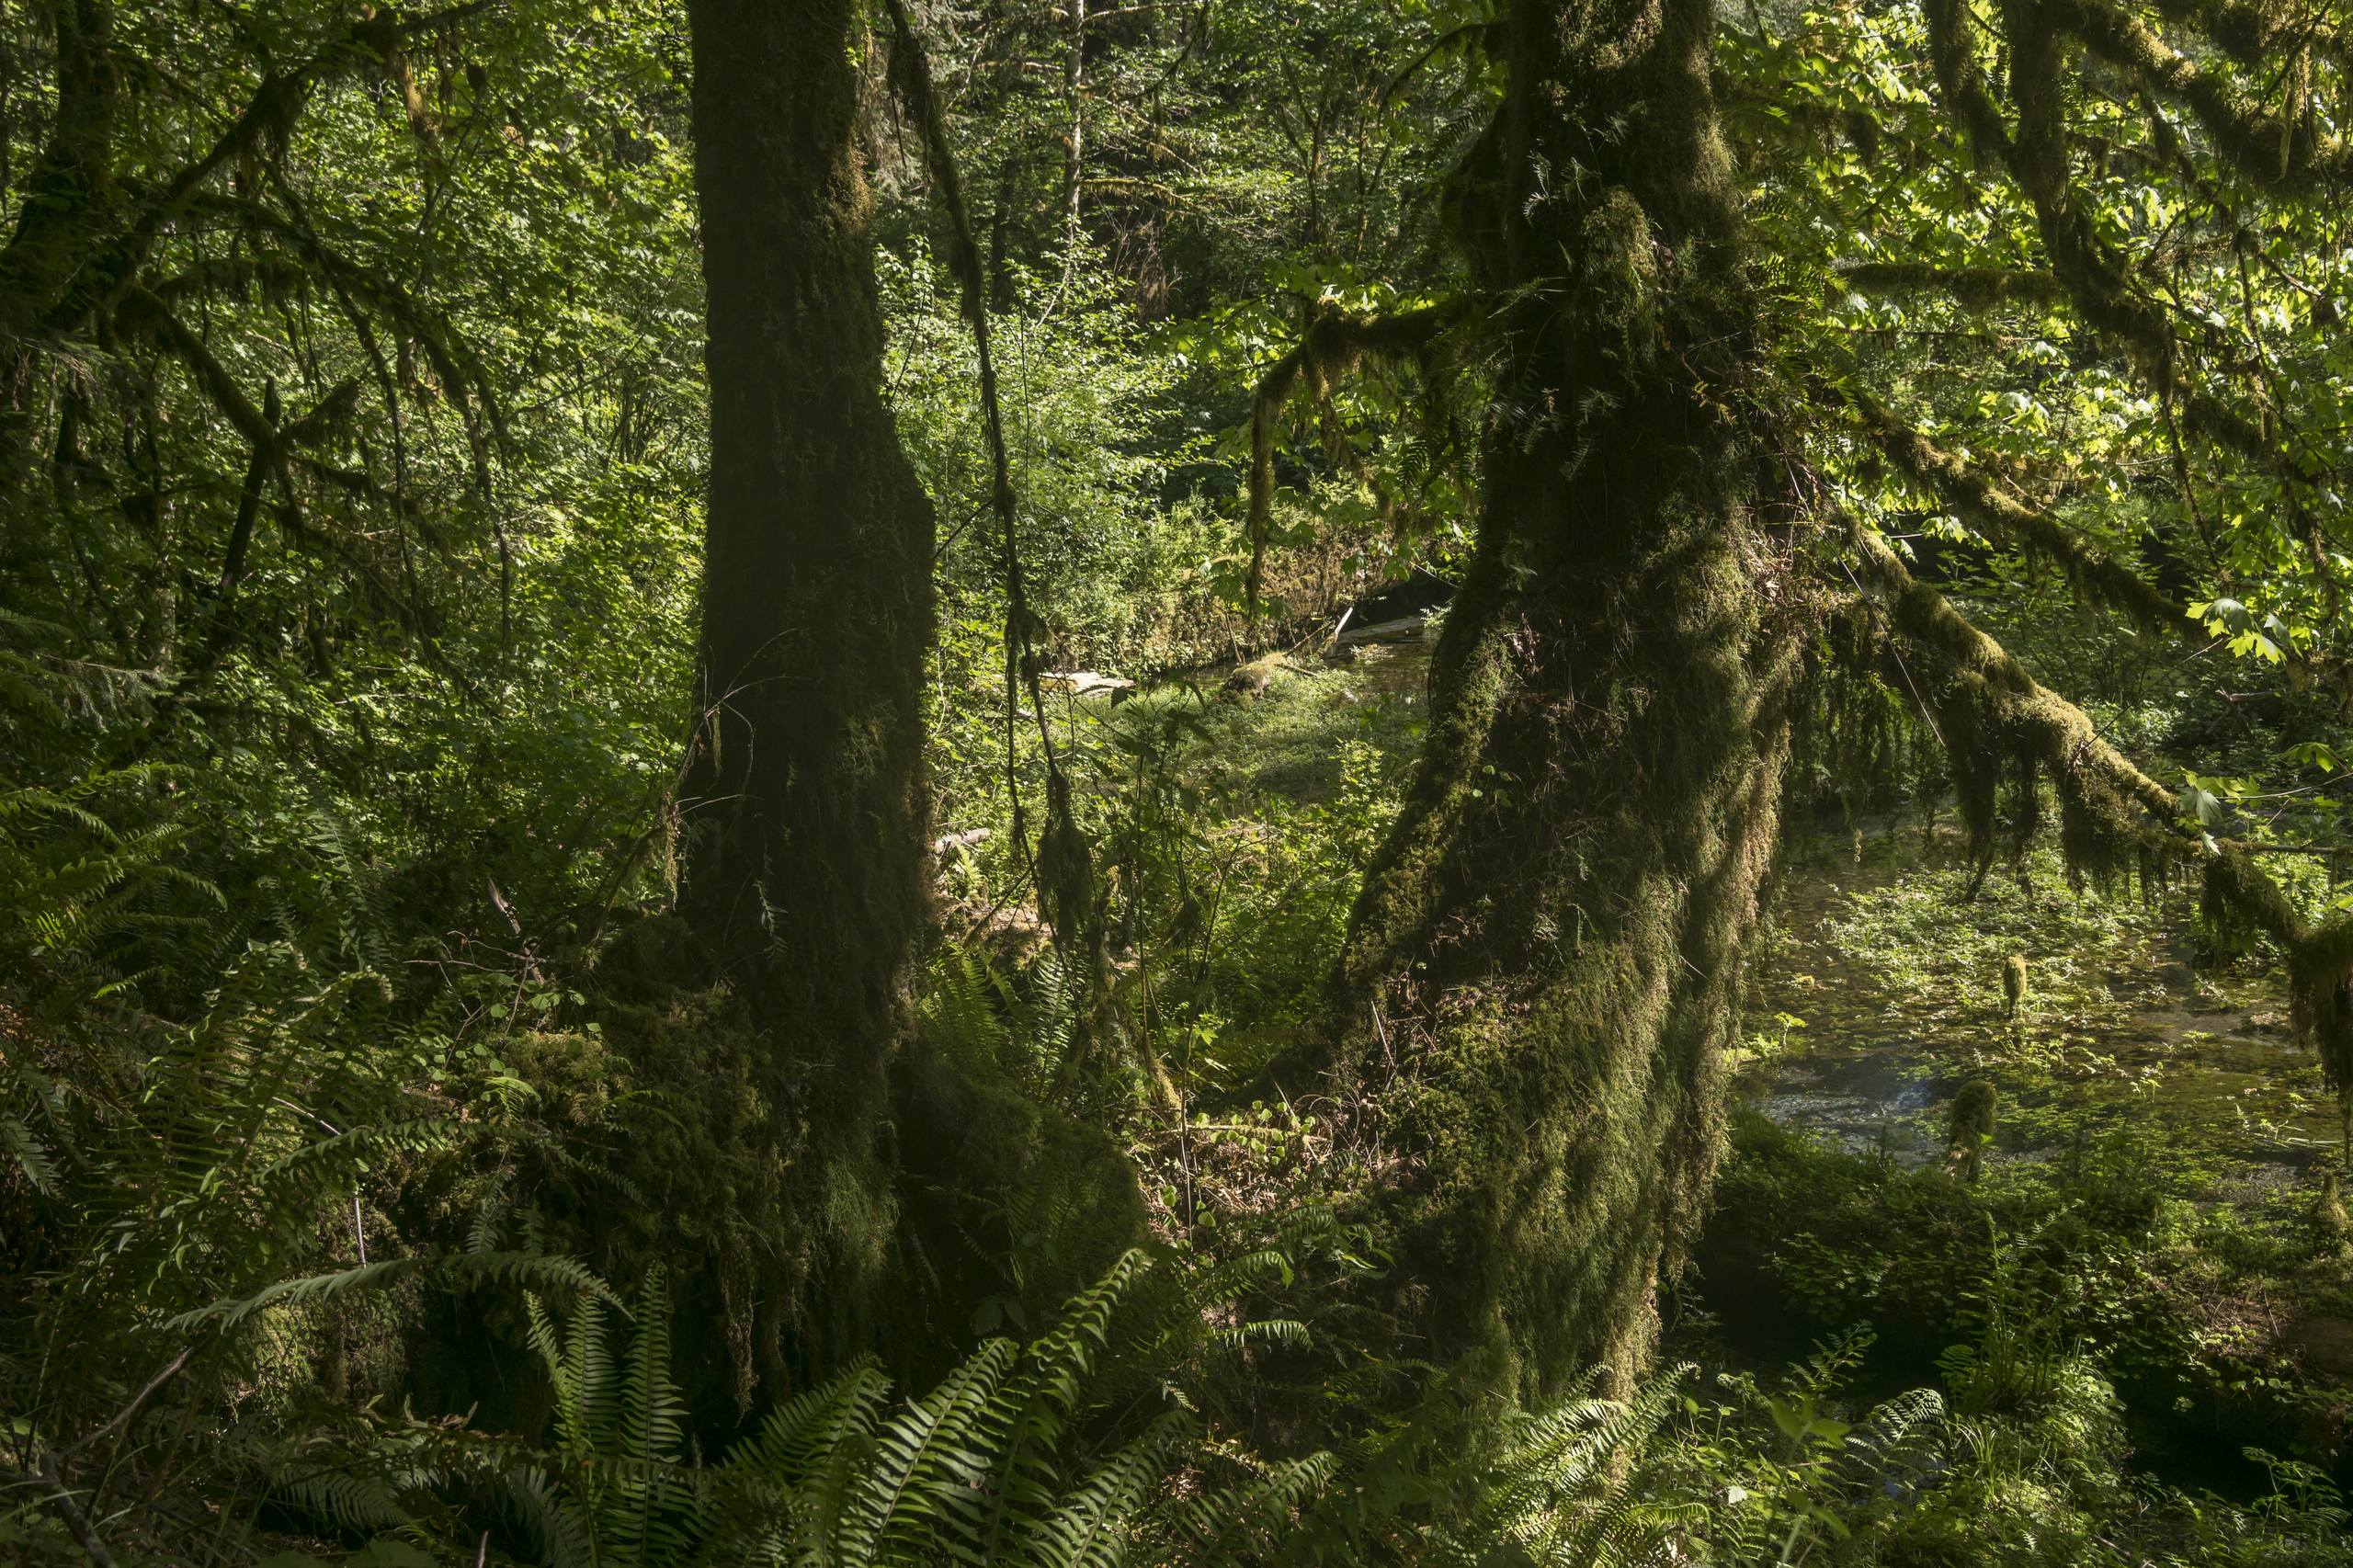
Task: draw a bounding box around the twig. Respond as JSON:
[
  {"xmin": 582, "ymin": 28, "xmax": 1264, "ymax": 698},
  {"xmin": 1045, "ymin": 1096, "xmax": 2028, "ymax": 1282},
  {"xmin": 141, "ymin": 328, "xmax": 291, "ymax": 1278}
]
[
  {"xmin": 6, "ymin": 1452, "xmax": 120, "ymax": 1567},
  {"xmin": 63, "ymin": 1348, "xmax": 193, "ymax": 1460}
]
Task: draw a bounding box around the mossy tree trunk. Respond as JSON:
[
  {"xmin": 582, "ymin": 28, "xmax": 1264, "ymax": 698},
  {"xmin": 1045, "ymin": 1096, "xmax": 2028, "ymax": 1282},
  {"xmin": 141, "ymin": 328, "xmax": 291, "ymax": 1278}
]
[
  {"xmin": 677, "ymin": 0, "xmax": 934, "ymax": 1369},
  {"xmin": 1319, "ymin": 0, "xmax": 1796, "ymax": 1396},
  {"xmin": 682, "ymin": 0, "xmax": 934, "ymax": 1029},
  {"xmin": 0, "ymin": 0, "xmax": 117, "ymax": 465}
]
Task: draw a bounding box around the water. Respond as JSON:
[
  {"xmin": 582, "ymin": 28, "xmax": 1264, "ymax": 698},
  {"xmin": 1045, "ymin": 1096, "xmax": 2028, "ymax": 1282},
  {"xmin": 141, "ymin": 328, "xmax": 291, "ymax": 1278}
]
[
  {"xmin": 1738, "ymin": 827, "xmax": 2344, "ymax": 1172},
  {"xmin": 1720, "ymin": 822, "xmax": 2353, "ymax": 1491}
]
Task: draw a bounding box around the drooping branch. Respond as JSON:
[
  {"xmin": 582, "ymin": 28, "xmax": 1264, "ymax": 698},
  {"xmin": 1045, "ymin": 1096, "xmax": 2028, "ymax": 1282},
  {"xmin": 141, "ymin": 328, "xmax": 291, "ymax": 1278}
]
[
  {"xmin": 1922, "ymin": 0, "xmax": 2017, "ymax": 166},
  {"xmin": 1243, "ymin": 301, "xmax": 1454, "ymax": 615},
  {"xmin": 882, "ymin": 0, "xmax": 1131, "ymax": 1067},
  {"xmin": 2002, "ymin": 6, "xmax": 2188, "ymax": 374},
  {"xmin": 0, "ymin": 0, "xmax": 119, "ymax": 351},
  {"xmin": 1861, "ymin": 17, "xmax": 2291, "ymax": 478},
  {"xmin": 1855, "ymin": 524, "xmax": 2172, "ymax": 879},
  {"xmin": 184, "ymin": 187, "xmax": 509, "ymax": 488},
  {"xmin": 118, "ymin": 290, "xmax": 358, "ymax": 476},
  {"xmin": 1848, "ymin": 526, "xmax": 2353, "ymax": 1092},
  {"xmin": 280, "ymin": 179, "xmax": 507, "ymax": 458},
  {"xmin": 2150, "ymin": 0, "xmax": 2352, "ymax": 68},
  {"xmin": 1834, "ymin": 261, "xmax": 2068, "ymax": 312},
  {"xmin": 1380, "ymin": 18, "xmax": 1501, "ymax": 107},
  {"xmin": 1920, "ymin": 0, "xmax": 2335, "ymax": 540},
  {"xmin": 39, "ymin": 72, "xmax": 313, "ymax": 339},
  {"xmin": 2046, "ymin": 0, "xmax": 2349, "ymax": 192},
  {"xmin": 4, "ymin": 0, "xmax": 499, "ymax": 343},
  {"xmin": 1847, "ymin": 390, "xmax": 2182, "ymax": 632},
  {"xmin": 1927, "ymin": 0, "xmax": 2180, "ymax": 387}
]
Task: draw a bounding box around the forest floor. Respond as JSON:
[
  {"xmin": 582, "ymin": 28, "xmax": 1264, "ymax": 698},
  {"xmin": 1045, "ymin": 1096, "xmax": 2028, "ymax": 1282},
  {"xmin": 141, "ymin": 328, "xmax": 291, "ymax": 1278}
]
[
  {"xmin": 1145, "ymin": 634, "xmax": 2353, "ymax": 1492},
  {"xmin": 1704, "ymin": 828, "xmax": 2353, "ymax": 1491}
]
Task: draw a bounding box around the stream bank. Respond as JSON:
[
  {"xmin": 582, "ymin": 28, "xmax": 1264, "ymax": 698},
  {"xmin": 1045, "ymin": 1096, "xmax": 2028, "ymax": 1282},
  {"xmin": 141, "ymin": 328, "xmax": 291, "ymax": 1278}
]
[
  {"xmin": 1117, "ymin": 637, "xmax": 2353, "ymax": 1497},
  {"xmin": 1688, "ymin": 822, "xmax": 2353, "ymax": 1494}
]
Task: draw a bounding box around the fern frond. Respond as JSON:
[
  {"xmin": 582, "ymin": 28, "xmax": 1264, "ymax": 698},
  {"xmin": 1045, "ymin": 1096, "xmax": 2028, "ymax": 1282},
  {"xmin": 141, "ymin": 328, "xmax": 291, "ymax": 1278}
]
[
  {"xmin": 165, "ymin": 1250, "xmax": 615, "ymax": 1334},
  {"xmin": 1160, "ymin": 1450, "xmax": 1339, "ymax": 1565},
  {"xmin": 849, "ymin": 1337, "xmax": 1018, "ymax": 1562},
  {"xmin": 2, "ymin": 1111, "xmax": 59, "ymax": 1194},
  {"xmin": 618, "ymin": 1267, "xmax": 688, "ymax": 1561},
  {"xmin": 275, "ymin": 1471, "xmax": 420, "ymax": 1539},
  {"xmin": 1015, "ymin": 1409, "xmax": 1195, "ymax": 1568},
  {"xmin": 499, "ymin": 1460, "xmax": 597, "ymax": 1568}
]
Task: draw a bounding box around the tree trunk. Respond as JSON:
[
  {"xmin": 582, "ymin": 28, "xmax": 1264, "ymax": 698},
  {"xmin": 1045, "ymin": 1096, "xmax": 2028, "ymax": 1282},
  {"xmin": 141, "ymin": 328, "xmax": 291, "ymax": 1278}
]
[
  {"xmin": 1062, "ymin": 0, "xmax": 1086, "ymax": 278},
  {"xmin": 0, "ymin": 0, "xmax": 115, "ymax": 466},
  {"xmin": 677, "ymin": 0, "xmax": 935, "ymax": 1357},
  {"xmin": 1319, "ymin": 0, "xmax": 1795, "ymax": 1397}
]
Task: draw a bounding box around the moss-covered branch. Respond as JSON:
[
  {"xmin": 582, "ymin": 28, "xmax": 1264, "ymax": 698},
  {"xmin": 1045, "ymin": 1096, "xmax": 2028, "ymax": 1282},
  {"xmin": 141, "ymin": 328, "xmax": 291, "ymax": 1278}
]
[
  {"xmin": 1848, "ymin": 392, "xmax": 2181, "ymax": 633},
  {"xmin": 1921, "ymin": 0, "xmax": 2017, "ymax": 166},
  {"xmin": 5, "ymin": 1, "xmax": 496, "ymax": 345},
  {"xmin": 1928, "ymin": 0, "xmax": 2221, "ymax": 439},
  {"xmin": 2048, "ymin": 0, "xmax": 2349, "ymax": 192},
  {"xmin": 1834, "ymin": 261, "xmax": 2067, "ymax": 312},
  {"xmin": 1919, "ymin": 0, "xmax": 2325, "ymax": 537},
  {"xmin": 2151, "ymin": 0, "xmax": 2352, "ymax": 68},
  {"xmin": 1848, "ymin": 527, "xmax": 2353, "ymax": 1092}
]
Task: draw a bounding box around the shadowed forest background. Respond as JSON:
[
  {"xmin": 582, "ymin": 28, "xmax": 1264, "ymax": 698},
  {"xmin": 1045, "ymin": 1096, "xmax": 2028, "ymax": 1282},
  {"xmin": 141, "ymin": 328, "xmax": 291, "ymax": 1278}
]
[{"xmin": 8, "ymin": 0, "xmax": 2353, "ymax": 1561}]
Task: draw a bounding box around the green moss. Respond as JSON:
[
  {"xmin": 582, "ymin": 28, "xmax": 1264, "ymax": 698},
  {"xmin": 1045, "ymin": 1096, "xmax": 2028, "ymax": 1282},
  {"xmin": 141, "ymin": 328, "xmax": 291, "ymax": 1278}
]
[
  {"xmin": 1321, "ymin": 494, "xmax": 1791, "ymax": 1397},
  {"xmin": 1947, "ymin": 1079, "xmax": 1997, "ymax": 1182}
]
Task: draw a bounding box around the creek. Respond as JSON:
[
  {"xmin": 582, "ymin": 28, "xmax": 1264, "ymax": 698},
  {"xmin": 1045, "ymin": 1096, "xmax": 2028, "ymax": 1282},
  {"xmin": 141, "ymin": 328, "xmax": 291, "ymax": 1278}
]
[{"xmin": 1696, "ymin": 820, "xmax": 2353, "ymax": 1494}]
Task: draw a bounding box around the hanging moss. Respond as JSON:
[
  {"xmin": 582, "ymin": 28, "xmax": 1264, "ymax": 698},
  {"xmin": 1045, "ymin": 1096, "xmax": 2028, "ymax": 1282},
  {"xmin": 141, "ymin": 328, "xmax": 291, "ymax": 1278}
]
[
  {"xmin": 2056, "ymin": 764, "xmax": 2141, "ymax": 895},
  {"xmin": 1852, "ymin": 532, "xmax": 2353, "ymax": 1100},
  {"xmin": 2048, "ymin": 0, "xmax": 2349, "ymax": 193},
  {"xmin": 2200, "ymin": 846, "xmax": 2304, "ymax": 955},
  {"xmin": 1244, "ymin": 302, "xmax": 1456, "ymax": 614},
  {"xmin": 1835, "ymin": 261, "xmax": 2070, "ymax": 312},
  {"xmin": 2289, "ymin": 915, "xmax": 2353, "ymax": 1096},
  {"xmin": 1849, "ymin": 532, "xmax": 2175, "ymax": 900},
  {"xmin": 1945, "ymin": 1080, "xmax": 1998, "ymax": 1182},
  {"xmin": 2197, "ymin": 852, "xmax": 2353, "ymax": 1095}
]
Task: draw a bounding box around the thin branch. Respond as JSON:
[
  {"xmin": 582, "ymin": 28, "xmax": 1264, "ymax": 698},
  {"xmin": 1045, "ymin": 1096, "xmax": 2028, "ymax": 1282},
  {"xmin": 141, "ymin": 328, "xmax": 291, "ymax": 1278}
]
[{"xmin": 881, "ymin": 0, "xmax": 1115, "ymax": 1016}]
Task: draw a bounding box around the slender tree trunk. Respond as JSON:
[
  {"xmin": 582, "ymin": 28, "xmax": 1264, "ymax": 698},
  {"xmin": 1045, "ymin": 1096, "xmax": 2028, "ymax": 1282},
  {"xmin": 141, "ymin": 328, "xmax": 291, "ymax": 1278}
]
[
  {"xmin": 678, "ymin": 0, "xmax": 935, "ymax": 1362},
  {"xmin": 0, "ymin": 0, "xmax": 114, "ymax": 336},
  {"xmin": 1062, "ymin": 0, "xmax": 1085, "ymax": 278},
  {"xmin": 1318, "ymin": 0, "xmax": 1795, "ymax": 1397},
  {"xmin": 988, "ymin": 152, "xmax": 1019, "ymax": 312}
]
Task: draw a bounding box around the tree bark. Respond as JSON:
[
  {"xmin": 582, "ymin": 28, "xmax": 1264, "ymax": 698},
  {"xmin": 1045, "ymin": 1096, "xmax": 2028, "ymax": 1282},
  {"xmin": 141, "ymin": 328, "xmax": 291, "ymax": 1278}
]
[
  {"xmin": 0, "ymin": 0, "xmax": 115, "ymax": 468},
  {"xmin": 1062, "ymin": 0, "xmax": 1086, "ymax": 280},
  {"xmin": 1316, "ymin": 0, "xmax": 1794, "ymax": 1397},
  {"xmin": 678, "ymin": 0, "xmax": 934, "ymax": 1297}
]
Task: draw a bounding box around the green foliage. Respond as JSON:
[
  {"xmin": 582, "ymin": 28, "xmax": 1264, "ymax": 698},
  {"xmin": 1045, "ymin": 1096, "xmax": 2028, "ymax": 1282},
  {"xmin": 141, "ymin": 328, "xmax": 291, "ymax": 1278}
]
[
  {"xmin": 10, "ymin": 0, "xmax": 2353, "ymax": 1562},
  {"xmin": 252, "ymin": 1249, "xmax": 1340, "ymax": 1567}
]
